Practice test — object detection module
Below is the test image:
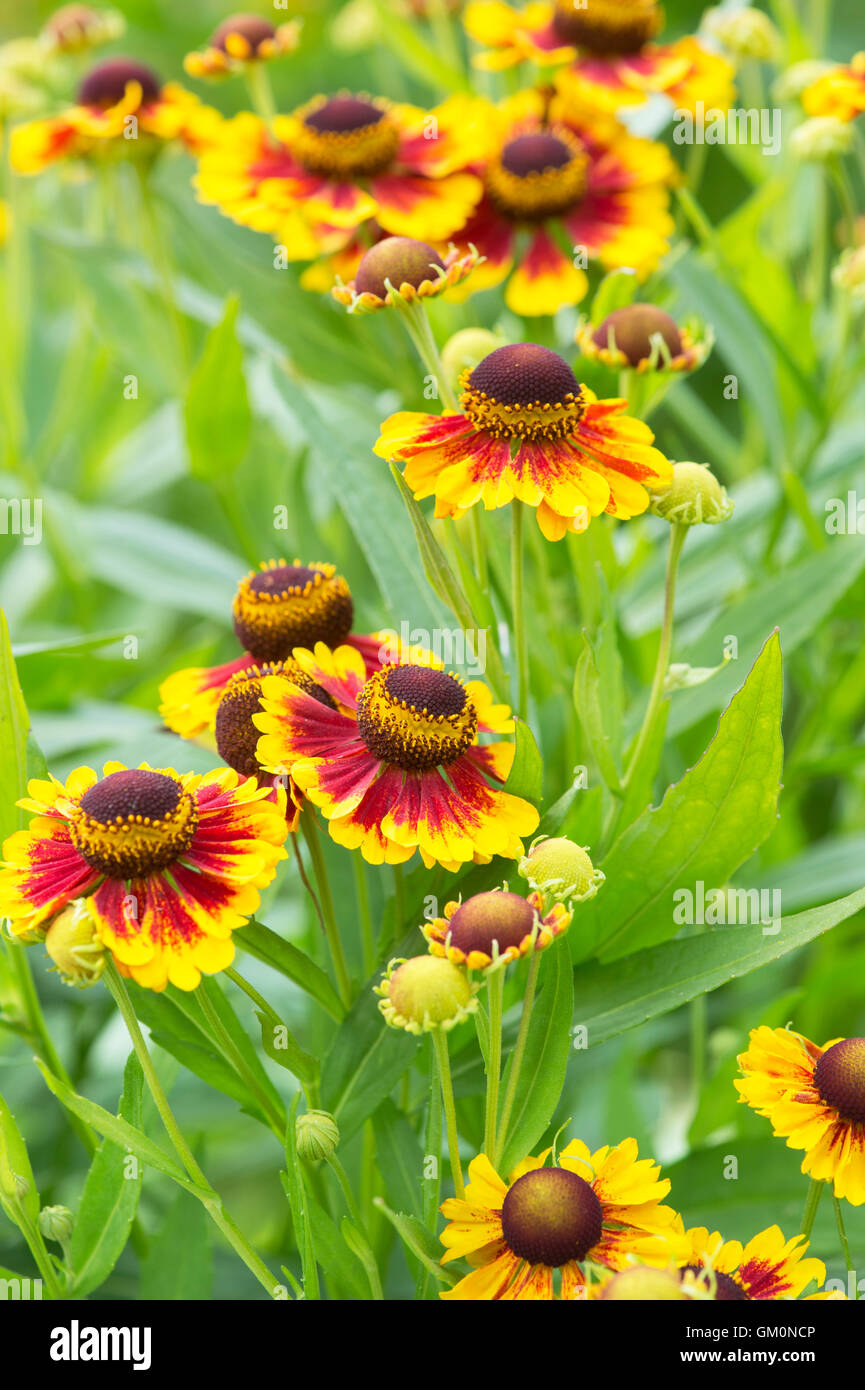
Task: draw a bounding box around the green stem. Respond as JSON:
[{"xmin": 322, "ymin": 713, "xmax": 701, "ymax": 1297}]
[
  {"xmin": 511, "ymin": 500, "xmax": 528, "ymax": 719},
  {"xmin": 197, "ymin": 981, "xmax": 287, "ymax": 1136},
  {"xmin": 495, "ymin": 950, "xmax": 541, "ymax": 1167},
  {"xmin": 325, "ymin": 1153, "xmax": 384, "ymax": 1300},
  {"xmin": 245, "ymin": 63, "xmax": 277, "ymax": 127},
  {"xmin": 15, "ymin": 1209, "xmax": 65, "ymax": 1301},
  {"xmin": 7, "ymin": 943, "xmax": 96, "ymax": 1158},
  {"xmin": 213, "ymin": 481, "xmax": 260, "ymax": 566},
  {"xmin": 799, "ymin": 1177, "xmax": 825, "ymax": 1243},
  {"xmin": 622, "ymin": 522, "xmax": 687, "ymax": 790},
  {"xmin": 833, "ymin": 1194, "xmax": 856, "ymax": 1297},
  {"xmin": 134, "ymin": 164, "xmax": 190, "ymax": 375},
  {"xmin": 103, "ymin": 961, "xmax": 280, "ymax": 1298},
  {"xmin": 392, "ymin": 863, "xmax": 406, "ymax": 947},
  {"xmin": 300, "ymin": 812, "xmax": 352, "ymax": 1008},
  {"xmin": 432, "ymin": 1029, "xmax": 464, "ymax": 1199},
  {"xmin": 418, "ymin": 1036, "xmax": 442, "ymax": 1300},
  {"xmin": 398, "ymin": 298, "xmax": 458, "ymax": 411},
  {"xmin": 353, "ymin": 856, "xmax": 375, "ymax": 976},
  {"xmin": 483, "ymin": 967, "xmax": 504, "ymax": 1158}
]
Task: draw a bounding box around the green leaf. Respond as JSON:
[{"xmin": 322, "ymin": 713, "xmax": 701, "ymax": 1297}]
[
  {"xmin": 69, "ymin": 1053, "xmax": 144, "ymax": 1298},
  {"xmin": 573, "ymin": 631, "xmax": 622, "ymax": 794},
  {"xmin": 571, "ymin": 887, "xmax": 865, "ymax": 1048},
  {"xmin": 503, "ymin": 718, "xmax": 543, "ymax": 804},
  {"xmin": 0, "ymin": 1088, "xmax": 40, "ymax": 1223},
  {"xmin": 372, "ymin": 1198, "xmax": 458, "ymax": 1286},
  {"xmin": 589, "ymin": 268, "xmax": 638, "ymax": 326},
  {"xmin": 321, "ymin": 990, "xmax": 419, "ymax": 1142},
  {"xmin": 304, "ymin": 1196, "xmax": 370, "ymax": 1300},
  {"xmin": 666, "ymin": 539, "xmax": 865, "ymax": 734},
  {"xmin": 0, "ymin": 609, "xmax": 33, "ymax": 839},
  {"xmin": 578, "ymin": 632, "xmax": 783, "ymax": 963},
  {"xmin": 235, "ymin": 921, "xmax": 345, "ymax": 1021},
  {"xmin": 252, "ymin": 360, "xmax": 445, "ymax": 632},
  {"xmin": 388, "ymin": 462, "xmax": 475, "ymax": 630},
  {"xmin": 127, "ymin": 984, "xmax": 276, "ymax": 1126},
  {"xmin": 255, "ymin": 1010, "xmax": 318, "ymax": 1090},
  {"xmin": 185, "ymin": 294, "xmax": 251, "ymax": 481},
  {"xmin": 140, "ymin": 1189, "xmax": 213, "ymax": 1301},
  {"xmin": 373, "ymin": 1100, "xmax": 424, "ymax": 1219},
  {"xmin": 497, "ymin": 936, "xmax": 575, "ymax": 1174},
  {"xmin": 33, "ymin": 1060, "xmax": 207, "ymax": 1200}
]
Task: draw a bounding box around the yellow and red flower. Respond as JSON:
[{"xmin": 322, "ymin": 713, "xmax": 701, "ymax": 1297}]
[
  {"xmin": 0, "ymin": 763, "xmax": 289, "ymax": 991},
  {"xmin": 10, "ymin": 58, "xmax": 221, "ymax": 173},
  {"xmin": 464, "ymin": 0, "xmax": 734, "ymax": 116},
  {"xmin": 448, "ymin": 90, "xmax": 676, "ymax": 316},
  {"xmin": 194, "ymin": 92, "xmax": 486, "ymax": 260},
  {"xmin": 254, "ymin": 642, "xmax": 539, "ymax": 870},
  {"xmin": 158, "ymin": 560, "xmax": 391, "ymax": 741},
  {"xmin": 185, "ymin": 12, "xmax": 300, "ymax": 79},
  {"xmin": 374, "ymin": 342, "xmax": 672, "ymax": 541},
  {"xmin": 439, "ymin": 1136, "xmax": 679, "ymax": 1299},
  {"xmin": 802, "ymin": 52, "xmax": 865, "ymax": 124},
  {"xmin": 332, "ymin": 235, "xmax": 481, "ymax": 313},
  {"xmin": 423, "ymin": 887, "xmax": 571, "ymax": 970},
  {"xmin": 669, "ymin": 1224, "xmax": 828, "ymax": 1302},
  {"xmin": 736, "ymin": 1025, "xmax": 865, "ymax": 1205}
]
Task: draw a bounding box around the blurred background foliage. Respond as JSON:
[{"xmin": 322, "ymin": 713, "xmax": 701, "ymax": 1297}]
[{"xmin": 0, "ymin": 0, "xmax": 864, "ymax": 1297}]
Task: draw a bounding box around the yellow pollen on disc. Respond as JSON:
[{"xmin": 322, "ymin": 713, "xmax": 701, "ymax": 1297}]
[
  {"xmin": 356, "ymin": 666, "xmax": 478, "ymax": 771},
  {"xmin": 460, "ymin": 368, "xmax": 586, "ymax": 442},
  {"xmin": 69, "ymin": 771, "xmax": 198, "ymax": 878},
  {"xmin": 291, "ymin": 95, "xmax": 399, "ymax": 178}
]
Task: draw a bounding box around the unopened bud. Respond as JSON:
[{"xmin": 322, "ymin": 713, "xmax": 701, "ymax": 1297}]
[
  {"xmin": 39, "ymin": 1204, "xmax": 74, "ymax": 1246},
  {"xmin": 650, "ymin": 461, "xmax": 733, "ymax": 526},
  {"xmin": 441, "ymin": 328, "xmax": 507, "ymax": 392},
  {"xmin": 296, "ymin": 1110, "xmax": 339, "ymax": 1162},
  {"xmin": 702, "ymin": 7, "xmax": 780, "ymax": 61},
  {"xmin": 45, "ymin": 899, "xmax": 106, "ymax": 988},
  {"xmin": 518, "ymin": 836, "xmax": 603, "ymax": 904},
  {"xmin": 601, "ymin": 1266, "xmax": 687, "ymax": 1300},
  {"xmin": 376, "ymin": 955, "xmax": 477, "ymax": 1033},
  {"xmin": 789, "ymin": 115, "xmax": 853, "ymax": 162}
]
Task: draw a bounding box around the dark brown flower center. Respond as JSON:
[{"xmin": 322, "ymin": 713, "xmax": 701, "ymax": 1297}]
[
  {"xmin": 78, "ymin": 58, "xmax": 161, "ymax": 108},
  {"xmin": 305, "ymin": 96, "xmax": 385, "ymax": 133},
  {"xmin": 72, "ymin": 770, "xmax": 197, "ymax": 877},
  {"xmin": 592, "ymin": 303, "xmax": 683, "ymax": 366},
  {"xmin": 356, "ymin": 665, "xmax": 477, "ymax": 770},
  {"xmin": 80, "ymin": 769, "xmax": 181, "ymax": 822},
  {"xmin": 487, "ymin": 132, "xmax": 587, "ymax": 221},
  {"xmin": 681, "ymin": 1266, "xmax": 748, "ymax": 1301},
  {"xmin": 249, "ymin": 564, "xmax": 320, "ymax": 596},
  {"xmin": 355, "ymin": 237, "xmax": 446, "ymax": 298},
  {"xmin": 448, "ymin": 891, "xmax": 536, "ymax": 957},
  {"xmin": 814, "ymin": 1038, "xmax": 865, "ymax": 1124},
  {"xmin": 211, "ymin": 13, "xmax": 276, "ymax": 54},
  {"xmin": 469, "ymin": 344, "xmax": 580, "ymax": 407},
  {"xmin": 294, "ymin": 95, "xmax": 399, "ymax": 178},
  {"xmin": 552, "ymin": 0, "xmax": 662, "ymax": 55},
  {"xmin": 501, "ymin": 1168, "xmax": 604, "ymax": 1267},
  {"xmin": 233, "ymin": 562, "xmax": 354, "ymax": 662},
  {"xmin": 216, "ymin": 662, "xmax": 337, "ymax": 781},
  {"xmin": 384, "ymin": 666, "xmax": 467, "ymax": 717},
  {"xmin": 501, "ymin": 133, "xmax": 572, "ymax": 177}
]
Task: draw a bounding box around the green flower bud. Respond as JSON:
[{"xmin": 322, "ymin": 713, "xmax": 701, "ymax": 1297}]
[
  {"xmin": 39, "ymin": 1204, "xmax": 74, "ymax": 1246},
  {"xmin": 702, "ymin": 7, "xmax": 780, "ymax": 61},
  {"xmin": 376, "ymin": 955, "xmax": 477, "ymax": 1033},
  {"xmin": 649, "ymin": 462, "xmax": 733, "ymax": 526},
  {"xmin": 44, "ymin": 899, "xmax": 106, "ymax": 988},
  {"xmin": 296, "ymin": 1110, "xmax": 340, "ymax": 1162},
  {"xmin": 518, "ymin": 836, "xmax": 603, "ymax": 905},
  {"xmin": 601, "ymin": 1266, "xmax": 687, "ymax": 1300},
  {"xmin": 789, "ymin": 116, "xmax": 854, "ymax": 162},
  {"xmin": 773, "ymin": 60, "xmax": 835, "ymax": 104},
  {"xmin": 441, "ymin": 328, "xmax": 507, "ymax": 393}
]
